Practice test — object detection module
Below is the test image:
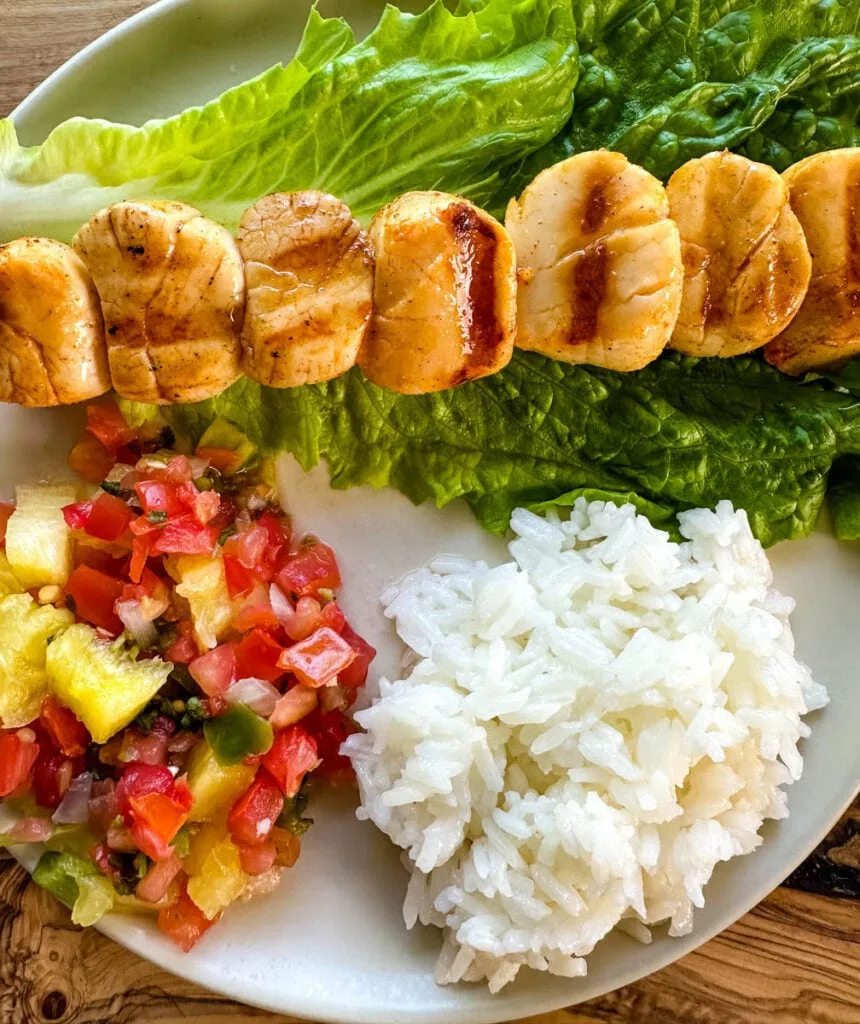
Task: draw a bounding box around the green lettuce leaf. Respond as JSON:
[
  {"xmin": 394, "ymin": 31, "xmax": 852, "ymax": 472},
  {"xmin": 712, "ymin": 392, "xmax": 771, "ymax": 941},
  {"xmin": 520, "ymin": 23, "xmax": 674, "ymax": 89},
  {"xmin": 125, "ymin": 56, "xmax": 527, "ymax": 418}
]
[
  {"xmin": 0, "ymin": 0, "xmax": 577, "ymax": 241},
  {"xmin": 514, "ymin": 0, "xmax": 860, "ymax": 185},
  {"xmin": 132, "ymin": 352, "xmax": 860, "ymax": 547}
]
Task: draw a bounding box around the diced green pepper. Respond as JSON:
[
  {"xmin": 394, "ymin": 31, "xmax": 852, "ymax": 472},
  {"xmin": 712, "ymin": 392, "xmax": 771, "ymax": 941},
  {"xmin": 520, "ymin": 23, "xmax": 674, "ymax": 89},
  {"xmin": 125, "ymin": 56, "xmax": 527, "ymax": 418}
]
[
  {"xmin": 32, "ymin": 850, "xmax": 115, "ymax": 925},
  {"xmin": 204, "ymin": 705, "xmax": 273, "ymax": 766}
]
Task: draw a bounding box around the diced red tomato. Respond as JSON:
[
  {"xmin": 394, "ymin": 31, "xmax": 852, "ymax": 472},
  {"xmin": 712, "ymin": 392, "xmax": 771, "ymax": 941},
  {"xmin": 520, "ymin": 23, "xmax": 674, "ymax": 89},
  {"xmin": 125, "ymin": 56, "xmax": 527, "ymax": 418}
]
[
  {"xmin": 115, "ymin": 763, "xmax": 176, "ymax": 817},
  {"xmin": 193, "ymin": 490, "xmax": 220, "ymax": 525},
  {"xmin": 276, "ymin": 627, "xmax": 356, "ymax": 689},
  {"xmin": 135, "ymin": 480, "xmax": 183, "ymax": 517},
  {"xmin": 129, "ymin": 792, "xmax": 189, "ymax": 861},
  {"xmin": 87, "ymin": 404, "xmax": 137, "ymax": 452},
  {"xmin": 258, "ymin": 513, "xmax": 290, "ymax": 569},
  {"xmin": 227, "ymin": 771, "xmax": 284, "ymax": 846},
  {"xmin": 273, "ymin": 591, "xmax": 322, "ymax": 642},
  {"xmin": 0, "ymin": 500, "xmax": 14, "ymax": 547},
  {"xmin": 130, "ymin": 533, "xmax": 155, "ymax": 583},
  {"xmin": 32, "ymin": 751, "xmax": 74, "ymax": 809},
  {"xmin": 158, "ymin": 891, "xmax": 219, "ymax": 952},
  {"xmin": 235, "ymin": 630, "xmax": 285, "ymax": 683},
  {"xmin": 270, "ymin": 686, "xmax": 318, "ymax": 729},
  {"xmin": 189, "ymin": 643, "xmax": 236, "ymax": 697},
  {"xmin": 223, "ymin": 555, "xmax": 255, "ymax": 599},
  {"xmin": 90, "ymin": 841, "xmax": 119, "ymax": 881},
  {"xmin": 85, "ymin": 493, "xmax": 134, "ymax": 543},
  {"xmin": 136, "ymin": 853, "xmax": 184, "ymax": 904},
  {"xmin": 151, "ymin": 517, "xmax": 219, "ymax": 556},
  {"xmin": 39, "ymin": 696, "xmax": 90, "ymax": 757},
  {"xmin": 231, "ymin": 595, "xmax": 280, "ymax": 632},
  {"xmin": 319, "ymin": 601, "xmax": 346, "ymax": 633},
  {"xmin": 304, "ymin": 708, "xmax": 354, "ymax": 784},
  {"xmin": 0, "ymin": 731, "xmax": 40, "ymax": 798},
  {"xmin": 165, "ymin": 620, "xmax": 198, "ymax": 664},
  {"xmin": 65, "ymin": 565, "xmax": 124, "ymax": 634},
  {"xmin": 270, "ymin": 827, "xmax": 301, "ymax": 868},
  {"xmin": 63, "ymin": 501, "xmax": 94, "ymax": 531},
  {"xmin": 164, "ymin": 456, "xmax": 194, "ymax": 484},
  {"xmin": 68, "ymin": 434, "xmax": 115, "ymax": 484},
  {"xmin": 234, "ymin": 525, "xmax": 268, "ymax": 570},
  {"xmin": 73, "ymin": 542, "xmax": 128, "ymax": 577},
  {"xmin": 195, "ymin": 446, "xmax": 243, "ymax": 475},
  {"xmin": 261, "ymin": 727, "xmax": 319, "ymax": 798},
  {"xmin": 238, "ymin": 839, "xmax": 277, "ymax": 876},
  {"xmin": 276, "ymin": 542, "xmax": 341, "ymax": 599},
  {"xmin": 338, "ymin": 623, "xmax": 376, "ymax": 689}
]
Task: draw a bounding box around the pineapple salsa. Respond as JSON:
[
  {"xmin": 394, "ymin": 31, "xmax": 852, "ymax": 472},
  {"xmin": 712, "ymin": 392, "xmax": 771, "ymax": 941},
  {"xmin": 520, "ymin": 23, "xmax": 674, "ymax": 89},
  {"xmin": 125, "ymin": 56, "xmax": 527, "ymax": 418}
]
[{"xmin": 0, "ymin": 404, "xmax": 375, "ymax": 950}]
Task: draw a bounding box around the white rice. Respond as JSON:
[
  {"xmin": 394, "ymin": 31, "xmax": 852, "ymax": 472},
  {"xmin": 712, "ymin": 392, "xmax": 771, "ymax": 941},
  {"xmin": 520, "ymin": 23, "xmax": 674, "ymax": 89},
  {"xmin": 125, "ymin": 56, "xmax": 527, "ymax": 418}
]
[{"xmin": 343, "ymin": 499, "xmax": 827, "ymax": 992}]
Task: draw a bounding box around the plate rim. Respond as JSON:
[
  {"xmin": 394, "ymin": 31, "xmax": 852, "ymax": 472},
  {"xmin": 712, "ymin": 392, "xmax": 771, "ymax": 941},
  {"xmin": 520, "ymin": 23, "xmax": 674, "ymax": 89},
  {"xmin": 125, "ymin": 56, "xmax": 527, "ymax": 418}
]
[{"xmin": 7, "ymin": 4, "xmax": 860, "ymax": 1022}]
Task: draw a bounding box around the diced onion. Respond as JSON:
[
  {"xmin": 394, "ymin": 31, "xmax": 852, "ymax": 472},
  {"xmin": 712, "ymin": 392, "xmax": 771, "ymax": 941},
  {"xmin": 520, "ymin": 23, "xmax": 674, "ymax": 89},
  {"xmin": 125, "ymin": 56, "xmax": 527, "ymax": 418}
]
[
  {"xmin": 117, "ymin": 599, "xmax": 159, "ymax": 649},
  {"xmin": 189, "ymin": 456, "xmax": 210, "ymax": 479},
  {"xmin": 269, "ymin": 584, "xmax": 321, "ymax": 641},
  {"xmin": 52, "ymin": 771, "xmax": 94, "ymax": 825},
  {"xmin": 225, "ymin": 677, "xmax": 280, "ymax": 718},
  {"xmin": 320, "ymin": 684, "xmax": 349, "ymax": 714},
  {"xmin": 8, "ymin": 816, "xmax": 54, "ymax": 843}
]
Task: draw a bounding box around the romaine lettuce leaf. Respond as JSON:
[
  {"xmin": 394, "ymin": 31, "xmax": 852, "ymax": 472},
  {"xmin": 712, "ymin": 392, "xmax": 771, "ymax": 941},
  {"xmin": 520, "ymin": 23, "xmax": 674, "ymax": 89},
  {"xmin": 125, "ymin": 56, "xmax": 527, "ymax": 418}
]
[
  {"xmin": 0, "ymin": 0, "xmax": 577, "ymax": 241},
  {"xmin": 133, "ymin": 353, "xmax": 860, "ymax": 547}
]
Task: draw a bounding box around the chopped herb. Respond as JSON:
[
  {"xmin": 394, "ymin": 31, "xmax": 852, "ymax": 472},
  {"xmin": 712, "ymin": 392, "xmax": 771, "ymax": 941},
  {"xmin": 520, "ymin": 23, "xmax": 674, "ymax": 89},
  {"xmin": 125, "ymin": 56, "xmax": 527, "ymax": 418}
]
[
  {"xmin": 217, "ymin": 524, "xmax": 238, "ymax": 546},
  {"xmin": 100, "ymin": 480, "xmax": 124, "ymax": 496},
  {"xmin": 179, "ymin": 696, "xmax": 208, "ymax": 731},
  {"xmin": 146, "ymin": 510, "xmax": 168, "ymax": 524},
  {"xmin": 172, "ymin": 827, "xmax": 191, "ymax": 859},
  {"xmin": 133, "ymin": 852, "xmax": 151, "ymax": 879},
  {"xmin": 277, "ymin": 777, "xmax": 313, "ymax": 835}
]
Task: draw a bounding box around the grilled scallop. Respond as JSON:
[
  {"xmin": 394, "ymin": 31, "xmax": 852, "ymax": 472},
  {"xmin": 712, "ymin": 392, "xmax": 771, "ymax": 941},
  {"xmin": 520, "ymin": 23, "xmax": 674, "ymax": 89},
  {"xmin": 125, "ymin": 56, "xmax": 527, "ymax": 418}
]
[
  {"xmin": 505, "ymin": 150, "xmax": 682, "ymax": 372},
  {"xmin": 667, "ymin": 151, "xmax": 811, "ymax": 358},
  {"xmin": 237, "ymin": 191, "xmax": 374, "ymax": 387},
  {"xmin": 765, "ymin": 149, "xmax": 860, "ymax": 375},
  {"xmin": 0, "ymin": 237, "xmax": 109, "ymax": 407},
  {"xmin": 73, "ymin": 200, "xmax": 244, "ymax": 404},
  {"xmin": 359, "ymin": 191, "xmax": 517, "ymax": 394}
]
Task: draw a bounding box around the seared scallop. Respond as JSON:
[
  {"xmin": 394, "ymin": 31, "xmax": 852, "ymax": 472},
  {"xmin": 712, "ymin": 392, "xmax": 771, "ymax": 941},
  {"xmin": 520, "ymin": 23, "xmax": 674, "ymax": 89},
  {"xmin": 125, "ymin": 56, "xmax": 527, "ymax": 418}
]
[
  {"xmin": 765, "ymin": 149, "xmax": 860, "ymax": 374},
  {"xmin": 73, "ymin": 201, "xmax": 244, "ymax": 404},
  {"xmin": 667, "ymin": 151, "xmax": 811, "ymax": 358},
  {"xmin": 0, "ymin": 237, "xmax": 109, "ymax": 407},
  {"xmin": 505, "ymin": 150, "xmax": 682, "ymax": 372},
  {"xmin": 237, "ymin": 191, "xmax": 373, "ymax": 387},
  {"xmin": 359, "ymin": 191, "xmax": 517, "ymax": 394}
]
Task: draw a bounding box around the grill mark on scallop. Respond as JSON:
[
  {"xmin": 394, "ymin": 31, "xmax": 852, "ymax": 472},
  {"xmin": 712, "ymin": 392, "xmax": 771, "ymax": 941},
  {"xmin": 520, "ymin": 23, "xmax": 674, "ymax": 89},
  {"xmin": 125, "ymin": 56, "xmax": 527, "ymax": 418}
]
[
  {"xmin": 442, "ymin": 203, "xmax": 501, "ymax": 381},
  {"xmin": 568, "ymin": 242, "xmax": 608, "ymax": 344}
]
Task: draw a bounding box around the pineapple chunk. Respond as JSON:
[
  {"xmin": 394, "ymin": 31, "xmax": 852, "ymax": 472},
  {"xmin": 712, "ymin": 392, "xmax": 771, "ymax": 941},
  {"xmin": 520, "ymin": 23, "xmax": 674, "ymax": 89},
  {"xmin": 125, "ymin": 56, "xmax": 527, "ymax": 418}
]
[
  {"xmin": 167, "ymin": 554, "xmax": 234, "ymax": 651},
  {"xmin": 186, "ymin": 834, "xmax": 249, "ymax": 920},
  {"xmin": 6, "ymin": 483, "xmax": 76, "ymax": 587},
  {"xmin": 46, "ymin": 624, "xmax": 172, "ymax": 743},
  {"xmin": 185, "ymin": 739, "xmax": 256, "ymax": 823},
  {"xmin": 0, "ymin": 551, "xmax": 24, "ymax": 598},
  {"xmin": 0, "ymin": 593, "xmax": 73, "ymax": 727}
]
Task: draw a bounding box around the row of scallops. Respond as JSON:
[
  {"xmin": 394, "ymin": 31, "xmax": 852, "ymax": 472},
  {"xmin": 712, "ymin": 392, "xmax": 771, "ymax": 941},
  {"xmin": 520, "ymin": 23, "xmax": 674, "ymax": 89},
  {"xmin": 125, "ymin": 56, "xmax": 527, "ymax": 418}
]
[{"xmin": 1, "ymin": 147, "xmax": 858, "ymax": 407}]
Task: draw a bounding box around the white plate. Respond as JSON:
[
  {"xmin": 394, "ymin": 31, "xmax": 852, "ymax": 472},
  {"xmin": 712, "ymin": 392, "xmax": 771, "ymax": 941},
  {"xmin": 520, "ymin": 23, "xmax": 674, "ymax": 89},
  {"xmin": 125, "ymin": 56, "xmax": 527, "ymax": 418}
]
[{"xmin": 8, "ymin": 3, "xmax": 860, "ymax": 1021}]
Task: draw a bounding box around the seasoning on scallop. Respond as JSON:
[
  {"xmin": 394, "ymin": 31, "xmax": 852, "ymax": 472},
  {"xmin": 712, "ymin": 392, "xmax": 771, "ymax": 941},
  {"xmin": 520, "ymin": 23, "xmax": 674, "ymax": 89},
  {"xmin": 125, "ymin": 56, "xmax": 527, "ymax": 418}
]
[
  {"xmin": 667, "ymin": 151, "xmax": 811, "ymax": 359},
  {"xmin": 73, "ymin": 200, "xmax": 244, "ymax": 404},
  {"xmin": 764, "ymin": 149, "xmax": 860, "ymax": 375},
  {"xmin": 237, "ymin": 191, "xmax": 374, "ymax": 387},
  {"xmin": 358, "ymin": 191, "xmax": 517, "ymax": 394},
  {"xmin": 505, "ymin": 150, "xmax": 683, "ymax": 372},
  {"xmin": 0, "ymin": 237, "xmax": 110, "ymax": 407}
]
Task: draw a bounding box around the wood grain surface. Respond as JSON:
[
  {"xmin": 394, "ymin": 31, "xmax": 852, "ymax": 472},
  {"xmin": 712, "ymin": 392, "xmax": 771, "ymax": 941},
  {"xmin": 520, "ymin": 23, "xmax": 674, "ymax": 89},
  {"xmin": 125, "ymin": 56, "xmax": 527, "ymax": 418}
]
[{"xmin": 1, "ymin": 2, "xmax": 859, "ymax": 1023}]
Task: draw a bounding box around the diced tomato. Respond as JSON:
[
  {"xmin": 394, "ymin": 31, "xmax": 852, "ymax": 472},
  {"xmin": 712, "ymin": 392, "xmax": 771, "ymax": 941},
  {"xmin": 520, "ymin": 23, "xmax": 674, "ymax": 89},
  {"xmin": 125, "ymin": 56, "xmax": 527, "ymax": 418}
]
[
  {"xmin": 0, "ymin": 500, "xmax": 14, "ymax": 547},
  {"xmin": 87, "ymin": 403, "xmax": 137, "ymax": 452},
  {"xmin": 270, "ymin": 686, "xmax": 318, "ymax": 729},
  {"xmin": 90, "ymin": 842, "xmax": 119, "ymax": 881},
  {"xmin": 85, "ymin": 493, "xmax": 134, "ymax": 543},
  {"xmin": 115, "ymin": 762, "xmax": 176, "ymax": 818},
  {"xmin": 231, "ymin": 596, "xmax": 280, "ymax": 633},
  {"xmin": 63, "ymin": 501, "xmax": 94, "ymax": 531},
  {"xmin": 39, "ymin": 696, "xmax": 90, "ymax": 757},
  {"xmin": 135, "ymin": 480, "xmax": 182, "ymax": 517},
  {"xmin": 193, "ymin": 490, "xmax": 220, "ymax": 525},
  {"xmin": 273, "ymin": 591, "xmax": 322, "ymax": 642},
  {"xmin": 32, "ymin": 751, "xmax": 73, "ymax": 809},
  {"xmin": 319, "ymin": 601, "xmax": 346, "ymax": 633},
  {"xmin": 151, "ymin": 517, "xmax": 219, "ymax": 556},
  {"xmin": 130, "ymin": 533, "xmax": 155, "ymax": 583},
  {"xmin": 223, "ymin": 554, "xmax": 255, "ymax": 599},
  {"xmin": 270, "ymin": 826, "xmax": 301, "ymax": 868},
  {"xmin": 261, "ymin": 727, "xmax": 319, "ymax": 798},
  {"xmin": 338, "ymin": 623, "xmax": 376, "ymax": 689},
  {"xmin": 120, "ymin": 568, "xmax": 168, "ymax": 607},
  {"xmin": 227, "ymin": 771, "xmax": 284, "ymax": 846},
  {"xmin": 195, "ymin": 446, "xmax": 243, "ymax": 475},
  {"xmin": 276, "ymin": 542, "xmax": 341, "ymax": 599},
  {"xmin": 235, "ymin": 630, "xmax": 285, "ymax": 683},
  {"xmin": 238, "ymin": 839, "xmax": 277, "ymax": 876},
  {"xmin": 0, "ymin": 731, "xmax": 39, "ymax": 798},
  {"xmin": 68, "ymin": 434, "xmax": 115, "ymax": 484},
  {"xmin": 158, "ymin": 891, "xmax": 219, "ymax": 952},
  {"xmin": 164, "ymin": 455, "xmax": 193, "ymax": 484},
  {"xmin": 276, "ymin": 627, "xmax": 356, "ymax": 689},
  {"xmin": 136, "ymin": 853, "xmax": 184, "ymax": 904},
  {"xmin": 234, "ymin": 525, "xmax": 268, "ymax": 570},
  {"xmin": 165, "ymin": 620, "xmax": 198, "ymax": 664},
  {"xmin": 119, "ymin": 727, "xmax": 169, "ymax": 766},
  {"xmin": 304, "ymin": 708, "xmax": 354, "ymax": 784},
  {"xmin": 129, "ymin": 792, "xmax": 189, "ymax": 861},
  {"xmin": 65, "ymin": 564, "xmax": 124, "ymax": 634},
  {"xmin": 189, "ymin": 643, "xmax": 236, "ymax": 697}
]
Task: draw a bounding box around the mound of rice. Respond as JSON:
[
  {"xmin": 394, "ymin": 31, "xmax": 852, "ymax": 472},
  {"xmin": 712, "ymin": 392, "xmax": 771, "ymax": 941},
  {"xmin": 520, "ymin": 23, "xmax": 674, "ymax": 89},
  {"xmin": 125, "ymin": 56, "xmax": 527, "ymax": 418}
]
[{"xmin": 343, "ymin": 499, "xmax": 827, "ymax": 992}]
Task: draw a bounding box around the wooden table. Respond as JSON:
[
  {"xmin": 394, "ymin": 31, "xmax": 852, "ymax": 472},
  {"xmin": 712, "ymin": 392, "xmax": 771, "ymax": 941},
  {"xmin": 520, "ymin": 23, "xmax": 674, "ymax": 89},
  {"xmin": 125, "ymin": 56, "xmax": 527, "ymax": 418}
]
[{"xmin": 1, "ymin": 3, "xmax": 860, "ymax": 1022}]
